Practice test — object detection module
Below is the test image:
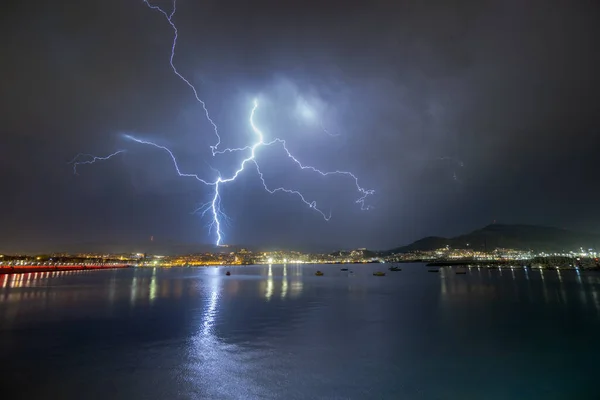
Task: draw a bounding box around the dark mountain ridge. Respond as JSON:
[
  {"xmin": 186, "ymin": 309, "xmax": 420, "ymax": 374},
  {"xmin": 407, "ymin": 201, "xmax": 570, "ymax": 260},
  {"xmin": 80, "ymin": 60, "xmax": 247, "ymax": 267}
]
[{"xmin": 387, "ymin": 224, "xmax": 600, "ymax": 254}]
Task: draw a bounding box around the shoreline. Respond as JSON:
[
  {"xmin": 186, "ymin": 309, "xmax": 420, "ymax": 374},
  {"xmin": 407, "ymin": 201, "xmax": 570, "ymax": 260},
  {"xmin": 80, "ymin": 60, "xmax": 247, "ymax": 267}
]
[
  {"xmin": 426, "ymin": 261, "xmax": 599, "ymax": 271},
  {"xmin": 0, "ymin": 265, "xmax": 132, "ymax": 275}
]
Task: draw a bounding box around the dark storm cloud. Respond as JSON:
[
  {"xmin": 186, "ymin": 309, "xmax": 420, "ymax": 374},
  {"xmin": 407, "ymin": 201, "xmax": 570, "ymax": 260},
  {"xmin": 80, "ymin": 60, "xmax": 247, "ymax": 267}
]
[{"xmin": 0, "ymin": 0, "xmax": 598, "ymax": 253}]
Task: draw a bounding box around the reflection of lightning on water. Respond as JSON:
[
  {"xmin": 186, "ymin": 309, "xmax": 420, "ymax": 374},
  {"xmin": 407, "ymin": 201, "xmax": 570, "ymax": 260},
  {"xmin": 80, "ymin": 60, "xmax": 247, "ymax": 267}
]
[
  {"xmin": 70, "ymin": 0, "xmax": 374, "ymax": 246},
  {"xmin": 203, "ymin": 288, "xmax": 219, "ymax": 335}
]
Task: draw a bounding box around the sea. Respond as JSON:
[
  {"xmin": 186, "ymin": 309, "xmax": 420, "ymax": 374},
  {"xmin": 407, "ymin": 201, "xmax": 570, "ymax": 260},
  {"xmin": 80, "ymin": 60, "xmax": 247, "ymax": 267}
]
[{"xmin": 0, "ymin": 263, "xmax": 599, "ymax": 399}]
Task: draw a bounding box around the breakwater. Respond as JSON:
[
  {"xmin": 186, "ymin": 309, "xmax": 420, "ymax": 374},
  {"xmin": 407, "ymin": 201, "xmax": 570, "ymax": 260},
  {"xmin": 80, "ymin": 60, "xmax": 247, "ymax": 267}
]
[{"xmin": 0, "ymin": 264, "xmax": 132, "ymax": 275}]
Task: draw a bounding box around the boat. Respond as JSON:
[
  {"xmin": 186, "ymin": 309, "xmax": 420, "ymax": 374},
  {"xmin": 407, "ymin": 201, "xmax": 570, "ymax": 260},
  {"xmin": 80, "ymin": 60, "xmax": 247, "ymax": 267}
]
[
  {"xmin": 388, "ymin": 266, "xmax": 401, "ymax": 271},
  {"xmin": 315, "ymin": 271, "xmax": 324, "ymax": 276},
  {"xmin": 373, "ymin": 271, "xmax": 386, "ymax": 276},
  {"xmin": 225, "ymin": 271, "xmax": 231, "ymax": 276},
  {"xmin": 340, "ymin": 268, "xmax": 349, "ymax": 271},
  {"xmin": 455, "ymin": 270, "xmax": 467, "ymax": 274},
  {"xmin": 428, "ymin": 269, "xmax": 439, "ymax": 273}
]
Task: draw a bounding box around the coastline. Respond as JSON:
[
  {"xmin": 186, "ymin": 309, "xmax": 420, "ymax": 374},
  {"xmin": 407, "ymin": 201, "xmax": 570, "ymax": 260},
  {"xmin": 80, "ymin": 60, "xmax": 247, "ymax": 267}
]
[{"xmin": 0, "ymin": 265, "xmax": 132, "ymax": 275}]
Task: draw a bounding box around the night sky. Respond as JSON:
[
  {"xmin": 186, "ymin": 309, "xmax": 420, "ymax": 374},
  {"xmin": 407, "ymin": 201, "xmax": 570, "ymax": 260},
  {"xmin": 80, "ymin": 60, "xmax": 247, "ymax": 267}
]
[{"xmin": 1, "ymin": 0, "xmax": 599, "ymax": 254}]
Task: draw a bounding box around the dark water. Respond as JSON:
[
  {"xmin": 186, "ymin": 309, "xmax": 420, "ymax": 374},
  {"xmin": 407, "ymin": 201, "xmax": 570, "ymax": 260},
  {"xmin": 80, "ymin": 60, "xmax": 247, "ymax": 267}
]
[{"xmin": 1, "ymin": 264, "xmax": 599, "ymax": 399}]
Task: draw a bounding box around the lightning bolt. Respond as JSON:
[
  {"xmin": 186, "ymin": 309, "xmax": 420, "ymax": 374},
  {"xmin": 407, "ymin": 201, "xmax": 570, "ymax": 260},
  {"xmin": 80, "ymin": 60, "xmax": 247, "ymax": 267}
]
[
  {"xmin": 122, "ymin": 135, "xmax": 215, "ymax": 185},
  {"xmin": 320, "ymin": 123, "xmax": 341, "ymax": 137},
  {"xmin": 72, "ymin": 1, "xmax": 374, "ymax": 246},
  {"xmin": 68, "ymin": 150, "xmax": 126, "ymax": 175},
  {"xmin": 141, "ymin": 0, "xmax": 222, "ymax": 154},
  {"xmin": 122, "ymin": 99, "xmax": 341, "ymax": 245},
  {"xmin": 267, "ymin": 138, "xmax": 374, "ymax": 210}
]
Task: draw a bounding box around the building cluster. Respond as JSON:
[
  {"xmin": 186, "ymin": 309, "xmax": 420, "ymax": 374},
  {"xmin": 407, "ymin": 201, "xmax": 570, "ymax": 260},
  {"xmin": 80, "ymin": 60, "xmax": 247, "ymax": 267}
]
[
  {"xmin": 0, "ymin": 246, "xmax": 598, "ymax": 267},
  {"xmin": 385, "ymin": 247, "xmax": 534, "ymax": 262}
]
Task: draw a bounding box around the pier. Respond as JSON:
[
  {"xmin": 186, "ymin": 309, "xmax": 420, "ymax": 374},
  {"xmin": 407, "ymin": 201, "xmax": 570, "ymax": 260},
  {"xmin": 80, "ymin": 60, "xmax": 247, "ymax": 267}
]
[{"xmin": 0, "ymin": 264, "xmax": 132, "ymax": 275}]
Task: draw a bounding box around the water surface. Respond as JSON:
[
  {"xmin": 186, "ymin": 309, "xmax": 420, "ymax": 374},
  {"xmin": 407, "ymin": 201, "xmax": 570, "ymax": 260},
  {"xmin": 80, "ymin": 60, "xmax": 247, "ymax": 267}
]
[{"xmin": 1, "ymin": 264, "xmax": 599, "ymax": 399}]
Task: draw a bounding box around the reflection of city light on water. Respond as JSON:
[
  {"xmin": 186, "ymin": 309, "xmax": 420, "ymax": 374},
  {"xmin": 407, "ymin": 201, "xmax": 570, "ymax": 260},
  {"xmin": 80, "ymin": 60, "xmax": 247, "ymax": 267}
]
[
  {"xmin": 556, "ymin": 269, "xmax": 568, "ymax": 304},
  {"xmin": 10, "ymin": 274, "xmax": 23, "ymax": 289},
  {"xmin": 265, "ymin": 265, "xmax": 273, "ymax": 301},
  {"xmin": 262, "ymin": 265, "xmax": 295, "ymax": 301},
  {"xmin": 539, "ymin": 269, "xmax": 549, "ymax": 303},
  {"xmin": 575, "ymin": 269, "xmax": 587, "ymax": 305},
  {"xmin": 130, "ymin": 274, "xmax": 138, "ymax": 307},
  {"xmin": 290, "ymin": 278, "xmax": 303, "ymax": 298},
  {"xmin": 149, "ymin": 268, "xmax": 158, "ymax": 303},
  {"xmin": 441, "ymin": 277, "xmax": 447, "ymax": 295},
  {"xmin": 282, "ymin": 265, "xmax": 288, "ymax": 299},
  {"xmin": 439, "ymin": 268, "xmax": 447, "ymax": 295},
  {"xmin": 587, "ymin": 277, "xmax": 600, "ymax": 313},
  {"xmin": 108, "ymin": 272, "xmax": 117, "ymax": 305},
  {"xmin": 591, "ymin": 290, "xmax": 600, "ymax": 313}
]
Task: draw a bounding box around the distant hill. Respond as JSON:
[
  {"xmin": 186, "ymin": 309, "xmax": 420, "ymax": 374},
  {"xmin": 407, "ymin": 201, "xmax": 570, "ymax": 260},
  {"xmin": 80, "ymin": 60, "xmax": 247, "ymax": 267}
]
[{"xmin": 386, "ymin": 224, "xmax": 600, "ymax": 254}]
